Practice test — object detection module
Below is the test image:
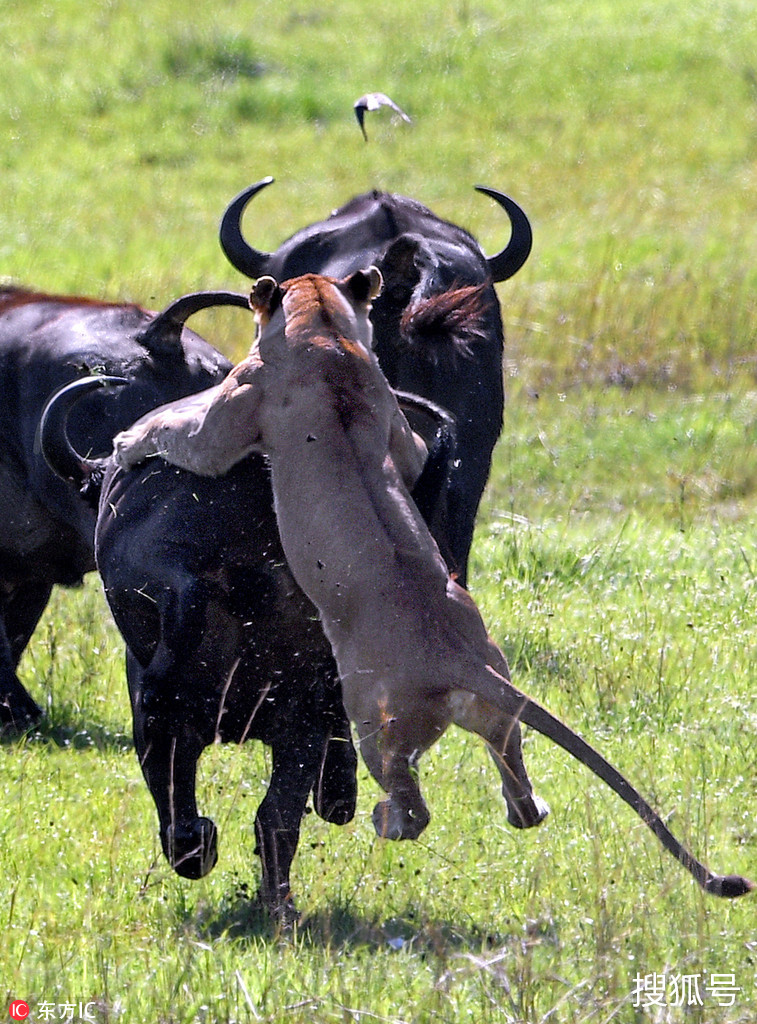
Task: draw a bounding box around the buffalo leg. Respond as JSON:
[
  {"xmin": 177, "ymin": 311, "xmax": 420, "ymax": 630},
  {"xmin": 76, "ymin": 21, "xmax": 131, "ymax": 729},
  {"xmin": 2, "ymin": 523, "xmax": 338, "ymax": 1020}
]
[
  {"xmin": 255, "ymin": 729, "xmax": 335, "ymax": 921},
  {"xmin": 0, "ymin": 581, "xmax": 51, "ymax": 728},
  {"xmin": 310, "ymin": 664, "xmax": 358, "ymax": 826},
  {"xmin": 139, "ymin": 576, "xmax": 208, "ymax": 694},
  {"xmin": 313, "ymin": 727, "xmax": 358, "ymax": 825},
  {"xmin": 127, "ymin": 651, "xmax": 217, "ymax": 879},
  {"xmin": 5, "ymin": 579, "xmax": 54, "ymax": 667},
  {"xmin": 0, "ymin": 631, "xmax": 42, "ymax": 728}
]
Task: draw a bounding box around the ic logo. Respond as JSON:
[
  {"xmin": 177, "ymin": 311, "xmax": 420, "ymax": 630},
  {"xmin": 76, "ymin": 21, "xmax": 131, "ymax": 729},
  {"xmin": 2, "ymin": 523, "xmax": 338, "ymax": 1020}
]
[{"xmin": 9, "ymin": 1003, "xmax": 30, "ymax": 1021}]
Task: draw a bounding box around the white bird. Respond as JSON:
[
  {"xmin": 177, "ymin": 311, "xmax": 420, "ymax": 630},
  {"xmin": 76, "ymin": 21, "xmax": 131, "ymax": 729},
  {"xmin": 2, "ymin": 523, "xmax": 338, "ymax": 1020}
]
[{"xmin": 353, "ymin": 92, "xmax": 412, "ymax": 141}]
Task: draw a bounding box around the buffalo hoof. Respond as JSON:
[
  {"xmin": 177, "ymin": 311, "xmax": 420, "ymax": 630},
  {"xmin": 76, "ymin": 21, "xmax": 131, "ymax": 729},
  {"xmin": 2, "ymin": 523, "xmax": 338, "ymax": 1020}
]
[
  {"xmin": 313, "ymin": 765, "xmax": 358, "ymax": 826},
  {"xmin": 372, "ymin": 799, "xmax": 429, "ymax": 841},
  {"xmin": 313, "ymin": 735, "xmax": 359, "ymax": 825},
  {"xmin": 256, "ymin": 887, "xmax": 300, "ymax": 928},
  {"xmin": 162, "ymin": 817, "xmax": 218, "ymax": 879},
  {"xmin": 315, "ymin": 793, "xmax": 356, "ymax": 826},
  {"xmin": 0, "ymin": 691, "xmax": 43, "ymax": 735},
  {"xmin": 506, "ymin": 793, "xmax": 550, "ymax": 829}
]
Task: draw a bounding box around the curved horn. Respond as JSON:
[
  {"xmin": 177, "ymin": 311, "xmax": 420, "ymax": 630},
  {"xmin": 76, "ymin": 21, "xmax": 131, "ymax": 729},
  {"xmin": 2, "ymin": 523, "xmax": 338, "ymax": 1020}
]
[
  {"xmin": 393, "ymin": 389, "xmax": 456, "ymax": 440},
  {"xmin": 394, "ymin": 389, "xmax": 457, "ymax": 539},
  {"xmin": 475, "ymin": 185, "xmax": 533, "ymax": 283},
  {"xmin": 219, "ymin": 177, "xmax": 276, "ymax": 279},
  {"xmin": 137, "ymin": 290, "xmax": 252, "ymax": 354},
  {"xmin": 39, "ymin": 376, "xmax": 128, "ymax": 487}
]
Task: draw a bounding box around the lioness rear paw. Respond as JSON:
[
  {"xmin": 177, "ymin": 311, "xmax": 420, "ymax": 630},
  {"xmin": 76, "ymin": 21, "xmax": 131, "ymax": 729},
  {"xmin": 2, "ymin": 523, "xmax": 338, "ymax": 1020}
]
[
  {"xmin": 372, "ymin": 800, "xmax": 428, "ymax": 840},
  {"xmin": 506, "ymin": 793, "xmax": 550, "ymax": 829}
]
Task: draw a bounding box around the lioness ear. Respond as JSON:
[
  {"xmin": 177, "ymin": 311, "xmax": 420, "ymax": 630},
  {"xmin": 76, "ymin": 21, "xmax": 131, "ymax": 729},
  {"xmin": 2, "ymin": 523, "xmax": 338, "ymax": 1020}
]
[
  {"xmin": 249, "ymin": 276, "xmax": 281, "ymax": 322},
  {"xmin": 366, "ymin": 265, "xmax": 383, "ymax": 300},
  {"xmin": 347, "ymin": 266, "xmax": 383, "ymax": 304}
]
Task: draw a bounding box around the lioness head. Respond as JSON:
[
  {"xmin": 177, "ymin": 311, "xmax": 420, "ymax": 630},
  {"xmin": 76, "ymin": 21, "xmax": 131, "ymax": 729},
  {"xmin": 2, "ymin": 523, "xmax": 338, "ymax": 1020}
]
[{"xmin": 249, "ymin": 268, "xmax": 383, "ymax": 360}]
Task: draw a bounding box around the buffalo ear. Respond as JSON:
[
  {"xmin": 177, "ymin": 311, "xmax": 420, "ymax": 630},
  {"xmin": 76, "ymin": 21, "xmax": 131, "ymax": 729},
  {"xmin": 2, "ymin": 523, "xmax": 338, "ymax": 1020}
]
[
  {"xmin": 381, "ymin": 236, "xmax": 423, "ymax": 290},
  {"xmin": 347, "ymin": 266, "xmax": 383, "ymax": 304},
  {"xmin": 249, "ymin": 276, "xmax": 281, "ymax": 320}
]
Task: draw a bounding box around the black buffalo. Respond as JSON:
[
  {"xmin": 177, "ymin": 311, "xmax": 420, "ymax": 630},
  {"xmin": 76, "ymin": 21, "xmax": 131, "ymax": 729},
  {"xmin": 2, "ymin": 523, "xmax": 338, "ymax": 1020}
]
[
  {"xmin": 0, "ymin": 286, "xmax": 243, "ymax": 729},
  {"xmin": 220, "ymin": 178, "xmax": 532, "ymax": 583},
  {"xmin": 42, "ymin": 375, "xmax": 451, "ymax": 920},
  {"xmin": 39, "ymin": 181, "xmax": 531, "ymax": 918}
]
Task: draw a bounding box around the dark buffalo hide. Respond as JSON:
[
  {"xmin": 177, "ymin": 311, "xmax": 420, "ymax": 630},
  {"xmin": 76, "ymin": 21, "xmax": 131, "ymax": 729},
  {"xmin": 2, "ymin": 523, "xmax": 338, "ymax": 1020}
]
[
  {"xmin": 0, "ymin": 286, "xmax": 237, "ymax": 728},
  {"xmin": 94, "ymin": 454, "xmax": 358, "ymax": 919},
  {"xmin": 219, "ymin": 179, "xmax": 533, "ymax": 583},
  {"xmin": 38, "ymin": 181, "xmax": 531, "ymax": 918}
]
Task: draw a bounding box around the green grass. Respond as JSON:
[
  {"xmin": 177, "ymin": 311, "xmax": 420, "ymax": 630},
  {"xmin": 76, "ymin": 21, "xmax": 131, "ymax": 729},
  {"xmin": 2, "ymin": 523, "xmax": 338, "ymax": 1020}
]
[
  {"xmin": 3, "ymin": 497, "xmax": 755, "ymax": 1022},
  {"xmin": 2, "ymin": 0, "xmax": 756, "ymax": 1020}
]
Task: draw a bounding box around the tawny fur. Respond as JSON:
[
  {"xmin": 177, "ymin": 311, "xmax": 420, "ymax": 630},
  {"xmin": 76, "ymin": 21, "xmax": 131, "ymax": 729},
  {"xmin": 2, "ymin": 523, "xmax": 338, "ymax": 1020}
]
[{"xmin": 114, "ymin": 270, "xmax": 753, "ymax": 899}]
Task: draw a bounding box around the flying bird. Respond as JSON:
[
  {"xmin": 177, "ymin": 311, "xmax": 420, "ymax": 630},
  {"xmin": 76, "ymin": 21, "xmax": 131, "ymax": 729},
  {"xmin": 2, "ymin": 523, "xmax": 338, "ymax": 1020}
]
[{"xmin": 354, "ymin": 92, "xmax": 412, "ymax": 141}]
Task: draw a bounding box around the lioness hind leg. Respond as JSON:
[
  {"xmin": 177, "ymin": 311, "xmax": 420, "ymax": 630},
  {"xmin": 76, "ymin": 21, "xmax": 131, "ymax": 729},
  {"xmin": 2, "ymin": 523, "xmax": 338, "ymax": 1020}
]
[
  {"xmin": 357, "ymin": 725, "xmax": 431, "ymax": 840},
  {"xmin": 450, "ymin": 690, "xmax": 549, "ymax": 829}
]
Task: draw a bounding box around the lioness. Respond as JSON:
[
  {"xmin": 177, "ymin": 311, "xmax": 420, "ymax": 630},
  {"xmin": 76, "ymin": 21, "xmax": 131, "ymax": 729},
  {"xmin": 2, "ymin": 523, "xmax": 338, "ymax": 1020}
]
[{"xmin": 114, "ymin": 269, "xmax": 752, "ymax": 899}]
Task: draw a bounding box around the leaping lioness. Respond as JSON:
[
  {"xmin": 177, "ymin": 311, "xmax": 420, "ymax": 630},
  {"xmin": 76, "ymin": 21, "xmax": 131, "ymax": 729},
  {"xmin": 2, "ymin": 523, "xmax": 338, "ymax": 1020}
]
[{"xmin": 113, "ymin": 269, "xmax": 753, "ymax": 900}]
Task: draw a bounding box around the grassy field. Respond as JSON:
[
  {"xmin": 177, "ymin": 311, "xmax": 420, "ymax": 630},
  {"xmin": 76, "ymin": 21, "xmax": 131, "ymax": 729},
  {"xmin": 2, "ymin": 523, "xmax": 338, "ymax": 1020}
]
[{"xmin": 1, "ymin": 0, "xmax": 756, "ymax": 1021}]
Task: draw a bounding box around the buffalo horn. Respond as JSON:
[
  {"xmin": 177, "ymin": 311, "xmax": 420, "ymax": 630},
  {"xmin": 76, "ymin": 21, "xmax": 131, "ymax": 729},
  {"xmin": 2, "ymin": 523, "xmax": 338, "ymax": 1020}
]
[
  {"xmin": 475, "ymin": 185, "xmax": 533, "ymax": 283},
  {"xmin": 219, "ymin": 177, "xmax": 276, "ymax": 279},
  {"xmin": 220, "ymin": 178, "xmax": 533, "ymax": 286},
  {"xmin": 393, "ymin": 388, "xmax": 456, "ymax": 441},
  {"xmin": 39, "ymin": 375, "xmax": 127, "ymax": 486},
  {"xmin": 138, "ymin": 290, "xmax": 252, "ymax": 354}
]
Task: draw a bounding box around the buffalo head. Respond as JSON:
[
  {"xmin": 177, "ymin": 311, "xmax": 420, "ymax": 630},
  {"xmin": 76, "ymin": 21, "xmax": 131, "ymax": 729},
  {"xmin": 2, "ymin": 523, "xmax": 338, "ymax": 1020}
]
[{"xmin": 217, "ymin": 179, "xmax": 533, "ymax": 583}]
